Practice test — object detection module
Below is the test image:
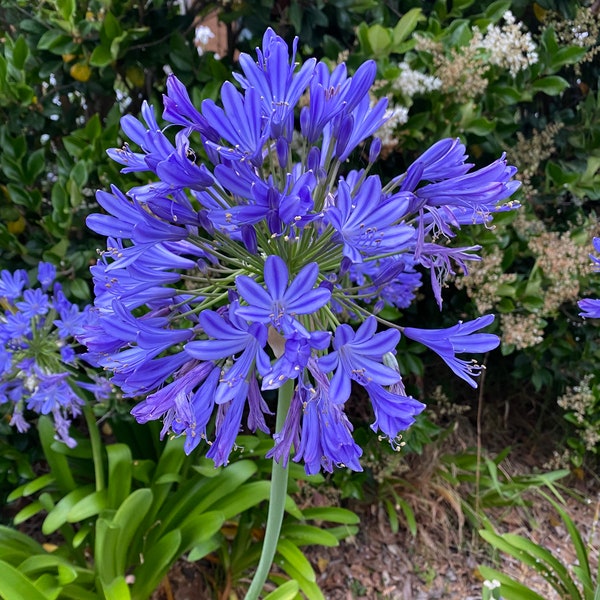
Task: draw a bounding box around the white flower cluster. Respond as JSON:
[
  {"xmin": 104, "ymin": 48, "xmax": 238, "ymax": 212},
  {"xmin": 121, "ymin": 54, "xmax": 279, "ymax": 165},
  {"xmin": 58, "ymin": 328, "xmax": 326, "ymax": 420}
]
[
  {"xmin": 500, "ymin": 313, "xmax": 545, "ymax": 350},
  {"xmin": 570, "ymin": 24, "xmax": 590, "ymax": 46},
  {"xmin": 392, "ymin": 62, "xmax": 442, "ymax": 99},
  {"xmin": 377, "ymin": 106, "xmax": 410, "ymax": 153},
  {"xmin": 477, "ymin": 10, "xmax": 538, "ymax": 76},
  {"xmin": 558, "ymin": 375, "xmax": 600, "ymax": 452}
]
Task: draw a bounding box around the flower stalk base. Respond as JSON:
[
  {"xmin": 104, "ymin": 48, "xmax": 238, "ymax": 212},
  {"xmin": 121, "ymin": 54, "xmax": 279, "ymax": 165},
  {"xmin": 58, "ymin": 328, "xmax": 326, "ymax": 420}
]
[{"xmin": 244, "ymin": 379, "xmax": 294, "ymax": 600}]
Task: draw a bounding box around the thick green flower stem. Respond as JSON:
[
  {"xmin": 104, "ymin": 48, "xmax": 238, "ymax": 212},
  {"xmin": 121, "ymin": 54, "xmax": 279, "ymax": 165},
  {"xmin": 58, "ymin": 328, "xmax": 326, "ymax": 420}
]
[
  {"xmin": 244, "ymin": 379, "xmax": 294, "ymax": 600},
  {"xmin": 83, "ymin": 404, "xmax": 105, "ymax": 492}
]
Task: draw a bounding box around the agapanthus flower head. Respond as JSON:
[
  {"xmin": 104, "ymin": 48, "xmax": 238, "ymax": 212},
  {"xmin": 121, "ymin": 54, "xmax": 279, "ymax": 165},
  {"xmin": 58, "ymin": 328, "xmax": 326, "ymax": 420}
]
[
  {"xmin": 0, "ymin": 263, "xmax": 112, "ymax": 446},
  {"xmin": 84, "ymin": 29, "xmax": 519, "ymax": 473}
]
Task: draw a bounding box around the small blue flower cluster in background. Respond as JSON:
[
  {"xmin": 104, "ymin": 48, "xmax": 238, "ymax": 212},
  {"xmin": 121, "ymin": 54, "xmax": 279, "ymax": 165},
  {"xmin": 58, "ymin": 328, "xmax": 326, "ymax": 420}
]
[
  {"xmin": 579, "ymin": 237, "xmax": 600, "ymax": 319},
  {"xmin": 82, "ymin": 29, "xmax": 520, "ymax": 474},
  {"xmin": 0, "ymin": 263, "xmax": 110, "ymax": 447}
]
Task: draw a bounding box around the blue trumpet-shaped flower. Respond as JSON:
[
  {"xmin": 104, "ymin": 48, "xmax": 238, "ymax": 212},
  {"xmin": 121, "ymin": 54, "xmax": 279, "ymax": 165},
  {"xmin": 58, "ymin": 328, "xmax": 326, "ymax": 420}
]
[
  {"xmin": 578, "ymin": 237, "xmax": 600, "ymax": 318},
  {"xmin": 293, "ymin": 379, "xmax": 363, "ymax": 475},
  {"xmin": 325, "ymin": 177, "xmax": 414, "ymax": 263},
  {"xmin": 235, "ymin": 28, "xmax": 316, "ymax": 140},
  {"xmin": 403, "ymin": 315, "xmax": 499, "ymax": 388},
  {"xmin": 0, "ymin": 269, "xmax": 28, "ymax": 301},
  {"xmin": 318, "ymin": 317, "xmax": 401, "ymax": 403},
  {"xmin": 578, "ymin": 299, "xmax": 600, "ymax": 319},
  {"xmin": 235, "ymin": 256, "xmax": 331, "ymax": 334},
  {"xmin": 202, "ymin": 84, "xmax": 270, "ymax": 166}
]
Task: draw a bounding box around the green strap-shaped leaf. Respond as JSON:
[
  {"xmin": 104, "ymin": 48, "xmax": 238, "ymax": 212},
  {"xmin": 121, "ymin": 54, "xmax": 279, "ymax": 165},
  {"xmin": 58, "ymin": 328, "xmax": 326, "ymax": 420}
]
[
  {"xmin": 478, "ymin": 565, "xmax": 546, "ymax": 600},
  {"xmin": 67, "ymin": 490, "xmax": 108, "ymax": 523},
  {"xmin": 108, "ymin": 488, "xmax": 153, "ymax": 577},
  {"xmin": 190, "ymin": 460, "xmax": 258, "ymax": 514},
  {"xmin": 38, "ymin": 417, "xmax": 76, "ymax": 492},
  {"xmin": 144, "ymin": 437, "xmax": 187, "ymax": 522},
  {"xmin": 397, "ymin": 497, "xmax": 418, "ymax": 537},
  {"xmin": 18, "ymin": 555, "xmax": 78, "ymax": 584},
  {"xmin": 72, "ymin": 523, "xmax": 92, "ymax": 549},
  {"xmin": 278, "ymin": 557, "xmax": 324, "ymax": 600},
  {"xmin": 280, "ymin": 524, "xmax": 339, "ymax": 548},
  {"xmin": 95, "ymin": 517, "xmax": 120, "ymax": 582},
  {"xmin": 323, "ymin": 525, "xmax": 359, "ymax": 541},
  {"xmin": 284, "ymin": 494, "xmax": 303, "ymax": 521},
  {"xmin": 0, "ymin": 525, "xmax": 45, "ymax": 555},
  {"xmin": 277, "ymin": 539, "xmax": 316, "ymax": 583},
  {"xmin": 0, "ymin": 559, "xmax": 53, "ymax": 600},
  {"xmin": 55, "ymin": 584, "xmax": 99, "ymax": 600},
  {"xmin": 106, "ymin": 444, "xmax": 132, "ymax": 509},
  {"xmin": 538, "ymin": 492, "xmax": 593, "ymax": 595},
  {"xmin": 130, "ymin": 529, "xmax": 181, "ymax": 600},
  {"xmin": 156, "ymin": 460, "xmax": 257, "ymax": 536},
  {"xmin": 502, "ymin": 533, "xmax": 582, "ymax": 599},
  {"xmin": 7, "ymin": 474, "xmax": 55, "ymax": 502},
  {"xmin": 263, "ymin": 580, "xmax": 300, "ymax": 600},
  {"xmin": 301, "ymin": 507, "xmax": 360, "ymax": 525},
  {"xmin": 384, "ymin": 498, "xmax": 399, "ymax": 534},
  {"xmin": 187, "ymin": 536, "xmax": 222, "ymax": 562},
  {"xmin": 178, "ymin": 510, "xmax": 224, "ymax": 553},
  {"xmin": 479, "ymin": 530, "xmax": 580, "ymax": 600},
  {"xmin": 99, "ymin": 576, "xmax": 131, "ymax": 600},
  {"xmin": 216, "ymin": 481, "xmax": 271, "ymax": 520},
  {"xmin": 29, "ymin": 573, "xmax": 60, "ymax": 600},
  {"xmin": 42, "ymin": 486, "xmax": 94, "ymax": 535},
  {"xmin": 12, "ymin": 500, "xmax": 45, "ymax": 526}
]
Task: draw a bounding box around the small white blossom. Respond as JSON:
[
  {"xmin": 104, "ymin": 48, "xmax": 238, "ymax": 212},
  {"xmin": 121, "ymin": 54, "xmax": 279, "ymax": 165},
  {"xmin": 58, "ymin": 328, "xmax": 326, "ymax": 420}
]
[
  {"xmin": 477, "ymin": 11, "xmax": 538, "ymax": 76},
  {"xmin": 377, "ymin": 106, "xmax": 409, "ymax": 151},
  {"xmin": 194, "ymin": 25, "xmax": 215, "ymax": 56},
  {"xmin": 393, "ymin": 62, "xmax": 442, "ymax": 98}
]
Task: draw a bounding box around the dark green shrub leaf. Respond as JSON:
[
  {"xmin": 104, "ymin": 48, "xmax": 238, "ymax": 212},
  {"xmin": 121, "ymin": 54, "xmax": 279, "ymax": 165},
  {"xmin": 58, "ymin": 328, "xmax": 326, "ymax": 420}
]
[
  {"xmin": 12, "ymin": 36, "xmax": 29, "ymax": 70},
  {"xmin": 532, "ymin": 76, "xmax": 569, "ymax": 96},
  {"xmin": 89, "ymin": 45, "xmax": 113, "ymax": 68},
  {"xmin": 392, "ymin": 8, "xmax": 423, "ymax": 46}
]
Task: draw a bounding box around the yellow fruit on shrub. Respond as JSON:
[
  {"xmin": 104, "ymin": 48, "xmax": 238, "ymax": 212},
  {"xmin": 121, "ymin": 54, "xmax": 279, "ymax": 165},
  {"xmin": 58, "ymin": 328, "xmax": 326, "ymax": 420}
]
[
  {"xmin": 70, "ymin": 63, "xmax": 92, "ymax": 82},
  {"xmin": 7, "ymin": 215, "xmax": 26, "ymax": 235},
  {"xmin": 126, "ymin": 65, "xmax": 145, "ymax": 88}
]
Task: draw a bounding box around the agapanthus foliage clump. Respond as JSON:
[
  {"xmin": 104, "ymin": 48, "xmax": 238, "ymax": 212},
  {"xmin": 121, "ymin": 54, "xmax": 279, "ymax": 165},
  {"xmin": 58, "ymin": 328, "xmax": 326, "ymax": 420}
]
[
  {"xmin": 0, "ymin": 263, "xmax": 109, "ymax": 447},
  {"xmin": 83, "ymin": 29, "xmax": 519, "ymax": 474}
]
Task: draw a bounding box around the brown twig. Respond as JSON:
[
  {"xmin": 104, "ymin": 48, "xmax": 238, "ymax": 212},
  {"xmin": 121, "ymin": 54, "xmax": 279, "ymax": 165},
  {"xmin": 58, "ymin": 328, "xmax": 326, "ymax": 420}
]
[{"xmin": 161, "ymin": 574, "xmax": 175, "ymax": 600}]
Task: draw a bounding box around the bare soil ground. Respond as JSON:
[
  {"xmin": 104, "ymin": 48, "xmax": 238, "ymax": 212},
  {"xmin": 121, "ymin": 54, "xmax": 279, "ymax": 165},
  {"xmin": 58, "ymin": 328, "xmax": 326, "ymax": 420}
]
[
  {"xmin": 151, "ymin": 431, "xmax": 600, "ymax": 600},
  {"xmin": 151, "ymin": 491, "xmax": 599, "ymax": 600}
]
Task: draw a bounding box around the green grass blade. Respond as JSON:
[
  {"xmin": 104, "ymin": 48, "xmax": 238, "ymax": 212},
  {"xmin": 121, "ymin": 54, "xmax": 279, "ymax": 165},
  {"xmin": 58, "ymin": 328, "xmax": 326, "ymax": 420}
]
[{"xmin": 538, "ymin": 491, "xmax": 593, "ymax": 594}]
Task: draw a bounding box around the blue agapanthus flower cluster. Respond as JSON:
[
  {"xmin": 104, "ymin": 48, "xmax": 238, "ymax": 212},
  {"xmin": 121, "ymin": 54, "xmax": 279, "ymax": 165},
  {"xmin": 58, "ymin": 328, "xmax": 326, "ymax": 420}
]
[
  {"xmin": 0, "ymin": 263, "xmax": 110, "ymax": 447},
  {"xmin": 82, "ymin": 30, "xmax": 519, "ymax": 474},
  {"xmin": 579, "ymin": 237, "xmax": 600, "ymax": 319}
]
